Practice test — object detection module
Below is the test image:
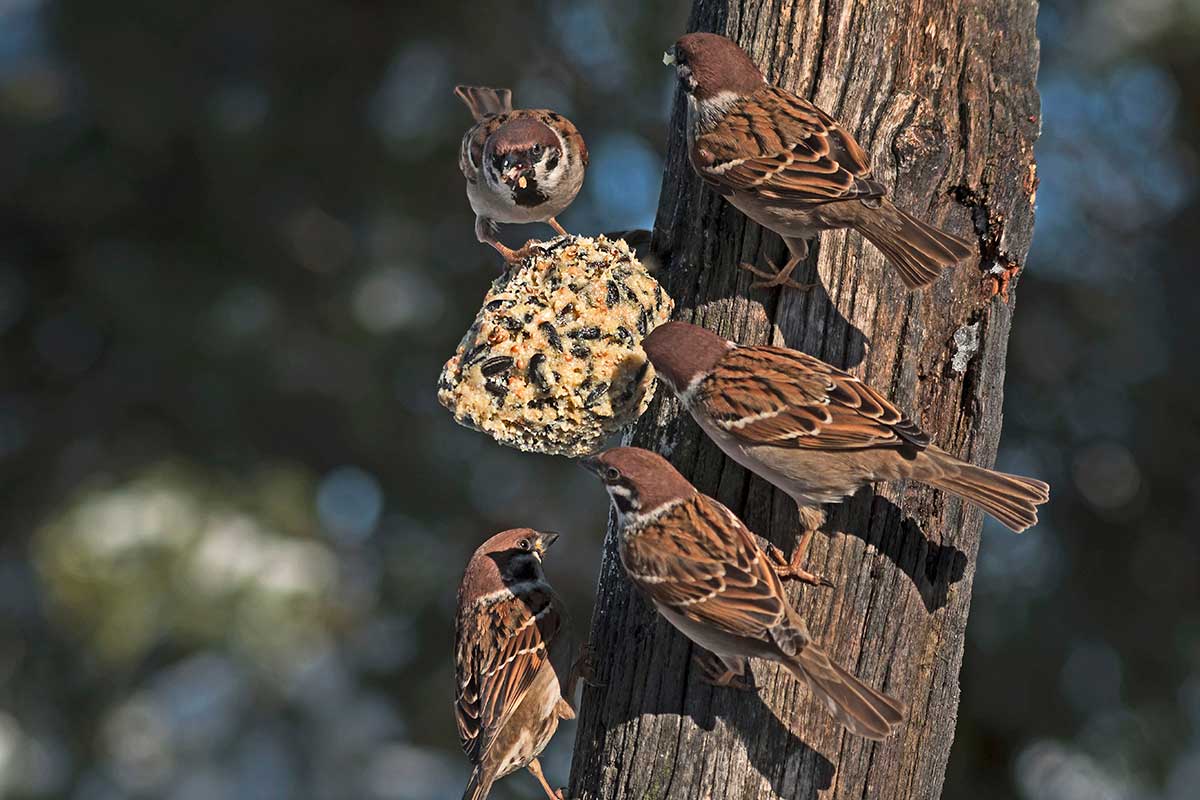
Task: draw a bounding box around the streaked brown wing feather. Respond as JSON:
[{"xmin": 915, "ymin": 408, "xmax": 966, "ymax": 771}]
[
  {"xmin": 454, "ymin": 586, "xmax": 560, "ymax": 764},
  {"xmin": 701, "ymin": 346, "xmax": 930, "ymax": 450},
  {"xmin": 621, "ymin": 495, "xmax": 787, "ymax": 638},
  {"xmin": 695, "ymin": 86, "xmax": 884, "ymax": 205}
]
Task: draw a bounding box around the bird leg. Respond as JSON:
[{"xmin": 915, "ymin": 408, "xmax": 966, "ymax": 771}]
[
  {"xmin": 526, "ymin": 758, "xmax": 565, "ymax": 800},
  {"xmin": 475, "ymin": 216, "xmax": 531, "ymax": 266},
  {"xmin": 546, "ymin": 217, "xmax": 569, "ymax": 237},
  {"xmin": 692, "ymin": 649, "xmax": 752, "ymax": 690},
  {"xmin": 764, "ymin": 506, "xmax": 834, "ymax": 587},
  {"xmin": 739, "ymin": 237, "xmax": 815, "ymax": 290},
  {"xmin": 560, "ymin": 644, "xmax": 603, "ymax": 716}
]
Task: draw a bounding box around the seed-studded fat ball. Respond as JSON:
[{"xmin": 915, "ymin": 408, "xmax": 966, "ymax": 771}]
[{"xmin": 438, "ymin": 235, "xmax": 674, "ymax": 457}]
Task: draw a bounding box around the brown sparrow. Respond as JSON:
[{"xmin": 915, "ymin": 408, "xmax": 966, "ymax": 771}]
[
  {"xmin": 456, "ymin": 86, "xmax": 588, "ymax": 264},
  {"xmin": 664, "ymin": 33, "xmax": 973, "ymax": 290},
  {"xmin": 581, "ymin": 447, "xmax": 906, "ymax": 740},
  {"xmin": 643, "ymin": 321, "xmax": 1050, "ymax": 582},
  {"xmin": 455, "ymin": 528, "xmax": 577, "ymax": 800}
]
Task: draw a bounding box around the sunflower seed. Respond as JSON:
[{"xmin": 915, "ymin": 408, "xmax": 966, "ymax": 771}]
[
  {"xmin": 484, "ymin": 378, "xmax": 509, "ymax": 399},
  {"xmin": 539, "ymin": 322, "xmax": 563, "ymax": 352},
  {"xmin": 528, "ymin": 354, "xmax": 552, "ymax": 392},
  {"xmin": 463, "ymin": 343, "xmax": 489, "ymax": 368},
  {"xmin": 584, "ymin": 382, "xmax": 609, "ymax": 407},
  {"xmin": 480, "ymin": 356, "xmax": 514, "ymax": 377}
]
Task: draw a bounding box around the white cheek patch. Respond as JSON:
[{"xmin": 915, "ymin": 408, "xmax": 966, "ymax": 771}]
[{"xmin": 607, "ymin": 483, "xmax": 636, "ymax": 511}]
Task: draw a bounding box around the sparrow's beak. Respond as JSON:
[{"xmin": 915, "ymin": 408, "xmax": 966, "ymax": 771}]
[
  {"xmin": 579, "ymin": 455, "xmax": 603, "ymax": 476},
  {"xmin": 504, "ymin": 169, "xmax": 535, "ymax": 190},
  {"xmin": 662, "ymin": 47, "xmax": 676, "ymax": 66},
  {"xmin": 534, "ymin": 531, "xmax": 560, "ymax": 554},
  {"xmin": 500, "ymin": 155, "xmax": 533, "ymax": 189}
]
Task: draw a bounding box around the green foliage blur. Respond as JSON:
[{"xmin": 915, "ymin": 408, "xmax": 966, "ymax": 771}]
[{"xmin": 0, "ymin": 1, "xmax": 1197, "ymax": 799}]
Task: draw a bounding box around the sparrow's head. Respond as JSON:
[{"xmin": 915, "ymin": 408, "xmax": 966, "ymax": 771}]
[
  {"xmin": 484, "ymin": 117, "xmax": 564, "ymax": 207},
  {"xmin": 664, "ymin": 33, "xmax": 764, "ymax": 100},
  {"xmin": 462, "ymin": 528, "xmax": 559, "ymax": 597},
  {"xmin": 642, "ymin": 321, "xmax": 732, "ymax": 398},
  {"xmin": 580, "ymin": 447, "xmax": 697, "ymax": 523}
]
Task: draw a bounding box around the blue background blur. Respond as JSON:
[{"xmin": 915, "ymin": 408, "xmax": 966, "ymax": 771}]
[{"xmin": 1, "ymin": 1, "xmax": 1197, "ymax": 798}]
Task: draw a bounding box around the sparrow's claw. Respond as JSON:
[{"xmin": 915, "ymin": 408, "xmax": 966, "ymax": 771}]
[
  {"xmin": 563, "ymin": 644, "xmax": 603, "ymax": 703},
  {"xmin": 574, "ymin": 644, "xmax": 604, "ymax": 688},
  {"xmin": 693, "ymin": 650, "xmax": 753, "ymax": 691},
  {"xmin": 486, "ymin": 239, "xmax": 533, "ymax": 266},
  {"xmin": 982, "ymin": 262, "xmax": 1022, "ymax": 302},
  {"xmin": 777, "ymin": 564, "xmax": 836, "ymax": 588},
  {"xmin": 739, "ymin": 255, "xmax": 814, "ymax": 291}
]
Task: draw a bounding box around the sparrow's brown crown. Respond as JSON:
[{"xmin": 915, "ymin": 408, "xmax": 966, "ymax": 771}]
[
  {"xmin": 641, "ymin": 321, "xmax": 731, "ymax": 394},
  {"xmin": 671, "ymin": 33, "xmax": 764, "ymax": 99},
  {"xmin": 459, "ymin": 528, "xmax": 558, "ymax": 601},
  {"xmin": 581, "ymin": 447, "xmax": 697, "ymax": 516},
  {"xmin": 487, "ymin": 116, "xmax": 561, "ymax": 157}
]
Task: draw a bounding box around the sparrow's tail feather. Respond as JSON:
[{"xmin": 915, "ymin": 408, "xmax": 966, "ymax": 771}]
[
  {"xmin": 853, "ymin": 198, "xmax": 975, "ymax": 289},
  {"xmin": 455, "ymin": 85, "xmax": 513, "ymax": 121},
  {"xmin": 783, "ymin": 643, "xmax": 905, "ymax": 741},
  {"xmin": 924, "ymin": 449, "xmax": 1050, "ymax": 532},
  {"xmin": 462, "ymin": 769, "xmax": 495, "ymax": 800}
]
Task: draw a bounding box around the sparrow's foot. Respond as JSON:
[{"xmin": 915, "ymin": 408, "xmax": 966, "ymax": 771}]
[
  {"xmin": 761, "ymin": 526, "xmax": 834, "ymax": 587},
  {"xmin": 486, "ymin": 239, "xmax": 532, "ymax": 266},
  {"xmin": 763, "ymin": 541, "xmax": 834, "ymax": 587},
  {"xmin": 547, "ymin": 217, "xmax": 569, "ymax": 237},
  {"xmin": 777, "ymin": 562, "xmax": 836, "ymax": 588},
  {"xmin": 573, "ymin": 644, "xmax": 604, "ymax": 688},
  {"xmin": 527, "ymin": 759, "xmax": 563, "ymax": 800},
  {"xmin": 739, "ymin": 255, "xmax": 814, "ymax": 290},
  {"xmin": 982, "ymin": 262, "xmax": 1022, "ymax": 302},
  {"xmin": 693, "ymin": 650, "xmax": 752, "ymax": 691}
]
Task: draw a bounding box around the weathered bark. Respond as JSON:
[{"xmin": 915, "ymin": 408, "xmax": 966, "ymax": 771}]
[{"xmin": 568, "ymin": 2, "xmax": 1040, "ymax": 799}]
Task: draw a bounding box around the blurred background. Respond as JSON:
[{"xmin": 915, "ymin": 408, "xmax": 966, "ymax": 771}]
[{"xmin": 0, "ymin": 0, "xmax": 1196, "ymax": 798}]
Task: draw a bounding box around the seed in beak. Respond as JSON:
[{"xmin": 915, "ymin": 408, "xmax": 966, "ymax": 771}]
[
  {"xmin": 663, "ymin": 50, "xmax": 676, "ymax": 66},
  {"xmin": 518, "ymin": 176, "xmax": 528, "ymax": 189}
]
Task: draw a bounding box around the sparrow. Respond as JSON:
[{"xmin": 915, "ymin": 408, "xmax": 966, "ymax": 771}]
[
  {"xmin": 664, "ymin": 33, "xmax": 974, "ymax": 290},
  {"xmin": 581, "ymin": 447, "xmax": 906, "ymax": 740},
  {"xmin": 642, "ymin": 321, "xmax": 1050, "ymax": 583},
  {"xmin": 455, "ymin": 528, "xmax": 578, "ymax": 800},
  {"xmin": 456, "ymin": 86, "xmax": 588, "ymax": 264}
]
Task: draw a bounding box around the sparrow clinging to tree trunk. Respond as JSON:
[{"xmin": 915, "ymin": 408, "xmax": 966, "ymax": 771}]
[
  {"xmin": 581, "ymin": 446, "xmax": 906, "ymax": 740},
  {"xmin": 642, "ymin": 321, "xmax": 1050, "ymax": 584},
  {"xmin": 455, "ymin": 528, "xmax": 578, "ymax": 800},
  {"xmin": 664, "ymin": 32, "xmax": 974, "ymax": 290},
  {"xmin": 456, "ymin": 86, "xmax": 588, "ymax": 265}
]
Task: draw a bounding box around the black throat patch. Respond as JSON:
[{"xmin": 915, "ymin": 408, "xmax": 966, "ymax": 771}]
[{"xmin": 512, "ymin": 177, "xmax": 549, "ymax": 208}]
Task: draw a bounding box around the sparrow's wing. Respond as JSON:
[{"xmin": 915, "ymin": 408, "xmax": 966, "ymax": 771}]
[
  {"xmin": 454, "ymin": 585, "xmax": 561, "ymax": 764},
  {"xmin": 693, "ymin": 86, "xmax": 884, "ymax": 205},
  {"xmin": 700, "ymin": 346, "xmax": 930, "ymax": 450},
  {"xmin": 621, "ymin": 494, "xmax": 789, "ymax": 639},
  {"xmin": 458, "ymin": 114, "xmax": 509, "ymax": 185}
]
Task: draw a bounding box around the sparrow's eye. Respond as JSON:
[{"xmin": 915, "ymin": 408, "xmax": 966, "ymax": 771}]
[
  {"xmin": 603, "ymin": 467, "xmax": 620, "ymax": 482},
  {"xmin": 531, "ymin": 144, "xmax": 543, "ymax": 158},
  {"xmin": 517, "ymin": 537, "xmax": 532, "ymax": 551}
]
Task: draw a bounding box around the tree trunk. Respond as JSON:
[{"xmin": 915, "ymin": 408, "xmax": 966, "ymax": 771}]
[{"xmin": 567, "ymin": 1, "xmax": 1040, "ymax": 798}]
